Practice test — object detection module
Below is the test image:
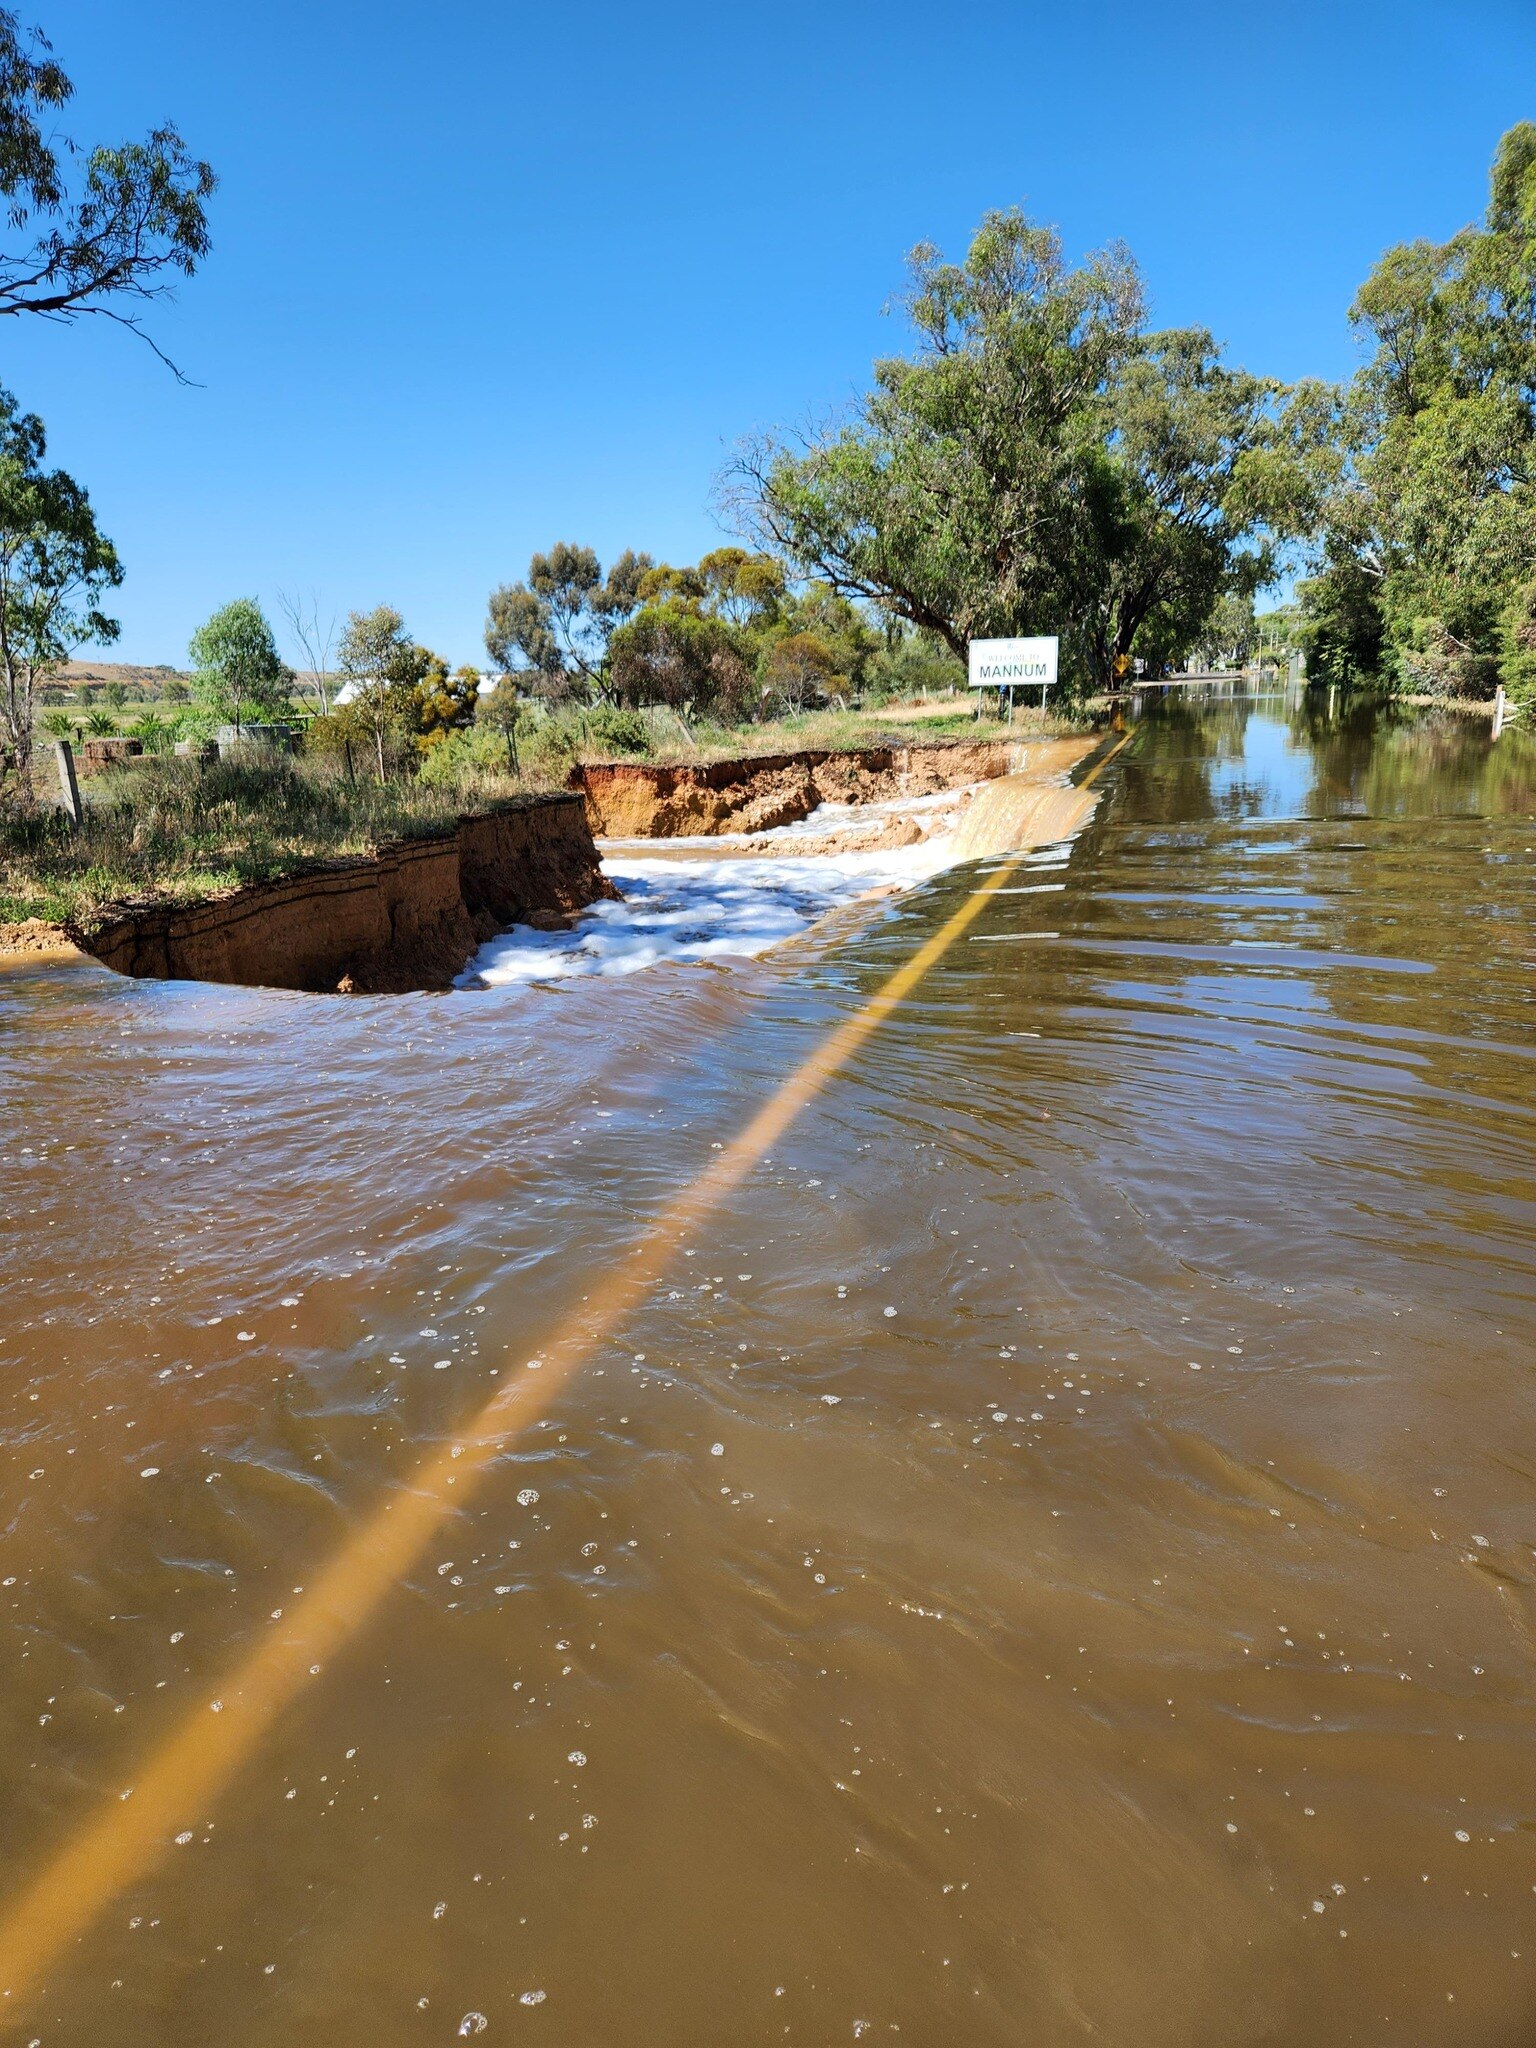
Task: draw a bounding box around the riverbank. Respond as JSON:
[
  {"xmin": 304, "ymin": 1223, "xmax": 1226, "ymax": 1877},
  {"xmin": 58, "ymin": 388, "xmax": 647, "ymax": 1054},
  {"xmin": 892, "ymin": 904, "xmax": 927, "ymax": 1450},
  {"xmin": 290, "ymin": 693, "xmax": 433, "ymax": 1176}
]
[{"xmin": 1, "ymin": 786, "xmax": 613, "ymax": 992}]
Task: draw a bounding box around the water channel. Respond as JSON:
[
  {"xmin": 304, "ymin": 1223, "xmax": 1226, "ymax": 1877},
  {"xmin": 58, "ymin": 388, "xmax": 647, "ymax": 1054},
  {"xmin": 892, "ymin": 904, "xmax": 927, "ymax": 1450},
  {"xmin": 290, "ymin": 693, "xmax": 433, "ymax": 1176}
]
[{"xmin": 1, "ymin": 691, "xmax": 1533, "ymax": 2045}]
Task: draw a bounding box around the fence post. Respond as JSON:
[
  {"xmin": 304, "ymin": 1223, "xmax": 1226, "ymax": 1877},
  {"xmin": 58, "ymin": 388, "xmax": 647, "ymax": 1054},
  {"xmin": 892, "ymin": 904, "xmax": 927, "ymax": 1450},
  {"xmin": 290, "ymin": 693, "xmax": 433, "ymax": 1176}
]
[{"xmin": 54, "ymin": 739, "xmax": 83, "ymax": 828}]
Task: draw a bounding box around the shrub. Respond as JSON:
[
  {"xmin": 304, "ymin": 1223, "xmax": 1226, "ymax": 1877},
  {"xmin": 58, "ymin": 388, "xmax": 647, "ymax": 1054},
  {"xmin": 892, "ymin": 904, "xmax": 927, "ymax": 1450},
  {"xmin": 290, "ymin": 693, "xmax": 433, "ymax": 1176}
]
[{"xmin": 1499, "ymin": 578, "xmax": 1536, "ymax": 706}]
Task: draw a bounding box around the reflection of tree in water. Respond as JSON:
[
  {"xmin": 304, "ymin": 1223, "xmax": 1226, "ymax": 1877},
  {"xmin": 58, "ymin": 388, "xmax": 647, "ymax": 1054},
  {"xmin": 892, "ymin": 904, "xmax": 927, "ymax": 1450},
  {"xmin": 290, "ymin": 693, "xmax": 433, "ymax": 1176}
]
[
  {"xmin": 1286, "ymin": 694, "xmax": 1536, "ymax": 819},
  {"xmin": 1287, "ymin": 694, "xmax": 1401, "ymax": 814},
  {"xmin": 1122, "ymin": 689, "xmax": 1536, "ymax": 832},
  {"xmin": 1120, "ymin": 695, "xmax": 1255, "ymax": 825}
]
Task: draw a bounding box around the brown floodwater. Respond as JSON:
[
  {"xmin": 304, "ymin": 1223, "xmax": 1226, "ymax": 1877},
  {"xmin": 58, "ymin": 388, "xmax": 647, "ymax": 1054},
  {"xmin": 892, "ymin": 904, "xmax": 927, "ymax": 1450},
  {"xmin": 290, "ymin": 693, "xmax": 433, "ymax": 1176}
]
[{"xmin": 2, "ymin": 692, "xmax": 1534, "ymax": 2046}]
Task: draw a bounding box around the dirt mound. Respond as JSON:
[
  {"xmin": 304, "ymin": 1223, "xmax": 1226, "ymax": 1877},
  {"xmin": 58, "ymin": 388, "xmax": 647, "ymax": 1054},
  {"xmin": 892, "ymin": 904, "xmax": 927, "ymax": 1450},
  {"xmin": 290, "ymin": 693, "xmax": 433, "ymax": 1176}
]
[
  {"xmin": 0, "ymin": 919, "xmax": 91, "ymax": 965},
  {"xmin": 574, "ymin": 741, "xmax": 1023, "ymax": 839}
]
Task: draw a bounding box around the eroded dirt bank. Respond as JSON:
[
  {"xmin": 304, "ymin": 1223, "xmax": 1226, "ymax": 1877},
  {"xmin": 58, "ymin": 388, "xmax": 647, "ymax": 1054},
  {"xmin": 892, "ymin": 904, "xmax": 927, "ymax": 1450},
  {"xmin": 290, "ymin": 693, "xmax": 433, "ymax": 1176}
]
[
  {"xmin": 573, "ymin": 739, "xmax": 1024, "ymax": 839},
  {"xmin": 45, "ymin": 794, "xmax": 614, "ymax": 994}
]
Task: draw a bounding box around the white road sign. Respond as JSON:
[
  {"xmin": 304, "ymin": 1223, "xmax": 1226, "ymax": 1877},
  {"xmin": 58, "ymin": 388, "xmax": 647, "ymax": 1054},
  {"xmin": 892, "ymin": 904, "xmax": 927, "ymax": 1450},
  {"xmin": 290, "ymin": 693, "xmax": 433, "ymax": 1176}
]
[{"xmin": 968, "ymin": 635, "xmax": 1059, "ymax": 689}]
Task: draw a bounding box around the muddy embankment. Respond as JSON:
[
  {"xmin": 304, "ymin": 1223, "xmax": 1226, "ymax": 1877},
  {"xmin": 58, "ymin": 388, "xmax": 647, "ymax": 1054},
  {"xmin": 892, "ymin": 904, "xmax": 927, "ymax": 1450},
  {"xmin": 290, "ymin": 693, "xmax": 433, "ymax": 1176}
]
[
  {"xmin": 573, "ymin": 740, "xmax": 1027, "ymax": 841},
  {"xmin": 34, "ymin": 794, "xmax": 614, "ymax": 994}
]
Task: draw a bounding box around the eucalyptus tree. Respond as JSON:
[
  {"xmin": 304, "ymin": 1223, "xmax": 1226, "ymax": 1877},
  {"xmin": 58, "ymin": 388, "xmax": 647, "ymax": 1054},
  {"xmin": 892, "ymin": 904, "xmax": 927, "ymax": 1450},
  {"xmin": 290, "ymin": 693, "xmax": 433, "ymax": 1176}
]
[
  {"xmin": 0, "ymin": 387, "xmax": 121, "ymax": 799},
  {"xmin": 1296, "ymin": 124, "xmax": 1536, "ymax": 695},
  {"xmin": 188, "ymin": 599, "xmax": 292, "ymax": 737},
  {"xmin": 335, "ymin": 604, "xmax": 422, "ymax": 780},
  {"xmin": 0, "ymin": 9, "xmax": 215, "ymax": 373},
  {"xmin": 728, "ymin": 208, "xmax": 1294, "ymax": 691},
  {"xmin": 485, "ymin": 544, "xmax": 653, "ymax": 699}
]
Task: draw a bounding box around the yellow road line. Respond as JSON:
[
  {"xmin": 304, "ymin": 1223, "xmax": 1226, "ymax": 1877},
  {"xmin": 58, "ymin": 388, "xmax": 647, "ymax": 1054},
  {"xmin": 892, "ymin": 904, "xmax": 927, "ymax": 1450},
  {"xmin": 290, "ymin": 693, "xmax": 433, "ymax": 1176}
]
[{"xmin": 0, "ymin": 728, "xmax": 1134, "ymax": 2012}]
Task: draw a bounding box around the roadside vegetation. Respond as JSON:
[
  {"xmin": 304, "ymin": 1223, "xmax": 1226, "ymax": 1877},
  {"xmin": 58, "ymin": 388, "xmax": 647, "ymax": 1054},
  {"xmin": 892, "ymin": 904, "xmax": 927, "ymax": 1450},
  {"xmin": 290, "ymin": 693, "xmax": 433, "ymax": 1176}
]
[{"xmin": 0, "ymin": 755, "xmax": 521, "ymax": 929}]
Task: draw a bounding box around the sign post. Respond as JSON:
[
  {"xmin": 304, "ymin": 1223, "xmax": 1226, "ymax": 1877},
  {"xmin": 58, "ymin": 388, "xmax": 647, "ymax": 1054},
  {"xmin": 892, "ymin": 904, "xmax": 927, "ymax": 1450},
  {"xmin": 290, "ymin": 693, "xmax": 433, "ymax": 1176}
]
[{"xmin": 967, "ymin": 636, "xmax": 1060, "ymax": 717}]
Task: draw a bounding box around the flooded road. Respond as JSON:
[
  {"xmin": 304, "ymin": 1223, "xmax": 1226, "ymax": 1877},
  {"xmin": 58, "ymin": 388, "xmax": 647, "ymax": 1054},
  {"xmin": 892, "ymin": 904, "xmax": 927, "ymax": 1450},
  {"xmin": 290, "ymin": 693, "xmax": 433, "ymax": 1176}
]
[{"xmin": 2, "ymin": 693, "xmax": 1534, "ymax": 2045}]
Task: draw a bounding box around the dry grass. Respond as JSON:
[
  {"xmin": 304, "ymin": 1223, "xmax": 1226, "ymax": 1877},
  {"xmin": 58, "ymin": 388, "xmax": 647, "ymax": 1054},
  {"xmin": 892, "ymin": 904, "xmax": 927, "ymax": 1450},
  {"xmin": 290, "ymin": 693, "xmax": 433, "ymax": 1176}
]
[
  {"xmin": 638, "ymin": 698, "xmax": 1092, "ymax": 766},
  {"xmin": 0, "ymin": 754, "xmax": 523, "ymax": 930}
]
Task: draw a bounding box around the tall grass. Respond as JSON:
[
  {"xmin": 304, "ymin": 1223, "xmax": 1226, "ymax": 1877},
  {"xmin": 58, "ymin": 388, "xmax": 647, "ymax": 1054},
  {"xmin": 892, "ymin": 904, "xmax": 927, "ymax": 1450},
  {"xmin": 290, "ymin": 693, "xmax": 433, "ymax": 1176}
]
[{"xmin": 0, "ymin": 755, "xmax": 524, "ymax": 929}]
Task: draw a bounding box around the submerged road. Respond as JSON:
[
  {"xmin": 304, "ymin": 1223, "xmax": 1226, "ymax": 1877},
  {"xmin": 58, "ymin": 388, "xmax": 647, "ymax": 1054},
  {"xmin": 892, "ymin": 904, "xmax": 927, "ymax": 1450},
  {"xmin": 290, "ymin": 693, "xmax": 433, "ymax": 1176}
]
[{"xmin": 1, "ymin": 697, "xmax": 1533, "ymax": 2045}]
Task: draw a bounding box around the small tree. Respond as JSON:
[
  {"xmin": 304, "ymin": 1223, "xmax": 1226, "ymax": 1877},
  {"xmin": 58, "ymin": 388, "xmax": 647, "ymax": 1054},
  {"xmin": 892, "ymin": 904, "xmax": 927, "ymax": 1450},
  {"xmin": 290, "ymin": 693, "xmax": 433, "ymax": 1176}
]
[
  {"xmin": 762, "ymin": 632, "xmax": 838, "ymax": 713},
  {"xmin": 188, "ymin": 598, "xmax": 291, "ymax": 737},
  {"xmin": 479, "ymin": 677, "xmax": 523, "ymax": 773},
  {"xmin": 101, "ymin": 677, "xmax": 126, "ymax": 709},
  {"xmin": 412, "ymin": 657, "xmax": 480, "ymax": 752},
  {"xmin": 276, "ymin": 587, "xmax": 338, "ymax": 713},
  {"xmin": 0, "ymin": 387, "xmax": 122, "ymax": 799},
  {"xmin": 335, "ymin": 604, "xmax": 422, "ymax": 780},
  {"xmin": 479, "ymin": 675, "xmax": 528, "ymax": 770},
  {"xmin": 608, "ymin": 601, "xmax": 751, "ymax": 715}
]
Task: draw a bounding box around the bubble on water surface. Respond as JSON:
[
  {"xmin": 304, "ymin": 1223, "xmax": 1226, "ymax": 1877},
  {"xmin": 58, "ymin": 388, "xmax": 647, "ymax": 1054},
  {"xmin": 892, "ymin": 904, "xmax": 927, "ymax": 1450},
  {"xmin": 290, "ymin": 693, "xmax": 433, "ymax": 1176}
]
[
  {"xmin": 458, "ymin": 2013, "xmax": 487, "ymax": 2035},
  {"xmin": 710, "ymin": 1443, "xmax": 725, "ymax": 1456},
  {"xmin": 519, "ymin": 1989, "xmax": 547, "ymax": 2006},
  {"xmin": 883, "ymin": 1306, "xmax": 897, "ymax": 1318},
  {"xmin": 517, "ymin": 1488, "xmax": 539, "ymax": 1506}
]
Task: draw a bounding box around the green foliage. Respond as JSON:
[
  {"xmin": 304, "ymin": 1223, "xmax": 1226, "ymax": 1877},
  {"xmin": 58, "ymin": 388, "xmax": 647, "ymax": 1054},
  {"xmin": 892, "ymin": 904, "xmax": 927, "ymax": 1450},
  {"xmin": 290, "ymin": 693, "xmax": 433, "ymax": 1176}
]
[
  {"xmin": 730, "ymin": 208, "xmax": 1294, "ymax": 692},
  {"xmin": 864, "ymin": 630, "xmax": 966, "ymax": 702},
  {"xmin": 100, "ymin": 678, "xmax": 126, "ymax": 708},
  {"xmin": 0, "ymin": 10, "xmax": 215, "ymax": 373},
  {"xmin": 331, "ymin": 605, "xmax": 423, "ymax": 777},
  {"xmin": 412, "ymin": 657, "xmax": 480, "ymax": 752},
  {"xmin": 477, "ymin": 677, "xmax": 524, "ymax": 773},
  {"xmin": 127, "ymin": 710, "xmax": 173, "ymax": 753},
  {"xmin": 0, "ymin": 386, "xmax": 122, "ymax": 796},
  {"xmin": 760, "ymin": 632, "xmax": 838, "ymax": 712},
  {"xmin": 1192, "ymin": 592, "xmax": 1257, "ymax": 667},
  {"xmin": 698, "ymin": 547, "xmax": 786, "ymax": 626},
  {"xmin": 485, "ymin": 544, "xmax": 653, "ymax": 699},
  {"xmin": 1499, "ymin": 577, "xmax": 1536, "ymax": 706},
  {"xmin": 1296, "ymin": 555, "xmax": 1386, "ymax": 689},
  {"xmin": 188, "ymin": 598, "xmax": 291, "ymax": 734},
  {"xmin": 1297, "ymin": 124, "xmax": 1536, "ymax": 696},
  {"xmin": 608, "ymin": 601, "xmax": 752, "ymax": 716}
]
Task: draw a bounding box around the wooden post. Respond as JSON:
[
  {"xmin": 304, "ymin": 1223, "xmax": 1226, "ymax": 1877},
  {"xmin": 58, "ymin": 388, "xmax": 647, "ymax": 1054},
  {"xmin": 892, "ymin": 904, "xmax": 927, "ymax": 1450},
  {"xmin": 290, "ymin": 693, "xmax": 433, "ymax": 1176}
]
[{"xmin": 54, "ymin": 739, "xmax": 83, "ymax": 828}]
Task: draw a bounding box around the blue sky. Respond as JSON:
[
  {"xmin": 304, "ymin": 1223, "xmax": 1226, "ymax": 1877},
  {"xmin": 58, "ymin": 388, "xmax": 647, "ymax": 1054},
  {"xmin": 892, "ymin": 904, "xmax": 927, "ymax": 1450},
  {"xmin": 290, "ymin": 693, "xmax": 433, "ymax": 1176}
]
[{"xmin": 13, "ymin": 0, "xmax": 1535, "ymax": 666}]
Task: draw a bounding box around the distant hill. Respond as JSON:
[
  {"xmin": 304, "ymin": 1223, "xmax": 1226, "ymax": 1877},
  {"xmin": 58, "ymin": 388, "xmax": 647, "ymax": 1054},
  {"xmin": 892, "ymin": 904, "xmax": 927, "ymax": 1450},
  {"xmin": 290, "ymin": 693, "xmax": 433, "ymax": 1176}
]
[{"xmin": 47, "ymin": 661, "xmax": 192, "ymax": 696}]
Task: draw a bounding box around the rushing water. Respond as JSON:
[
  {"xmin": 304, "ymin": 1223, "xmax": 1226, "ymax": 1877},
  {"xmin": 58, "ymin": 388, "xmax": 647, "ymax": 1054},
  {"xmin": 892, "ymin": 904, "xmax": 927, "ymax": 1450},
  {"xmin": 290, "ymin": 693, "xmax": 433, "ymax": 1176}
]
[
  {"xmin": 468, "ymin": 787, "xmax": 975, "ymax": 986},
  {"xmin": 1, "ymin": 691, "xmax": 1534, "ymax": 2046}
]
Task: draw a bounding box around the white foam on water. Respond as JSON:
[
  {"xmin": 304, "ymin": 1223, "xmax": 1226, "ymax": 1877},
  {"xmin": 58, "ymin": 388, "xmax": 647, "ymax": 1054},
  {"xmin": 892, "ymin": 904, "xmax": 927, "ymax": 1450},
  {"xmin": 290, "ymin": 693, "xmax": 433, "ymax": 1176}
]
[
  {"xmin": 466, "ymin": 835, "xmax": 955, "ymax": 988},
  {"xmin": 462, "ymin": 788, "xmax": 1079, "ymax": 991}
]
